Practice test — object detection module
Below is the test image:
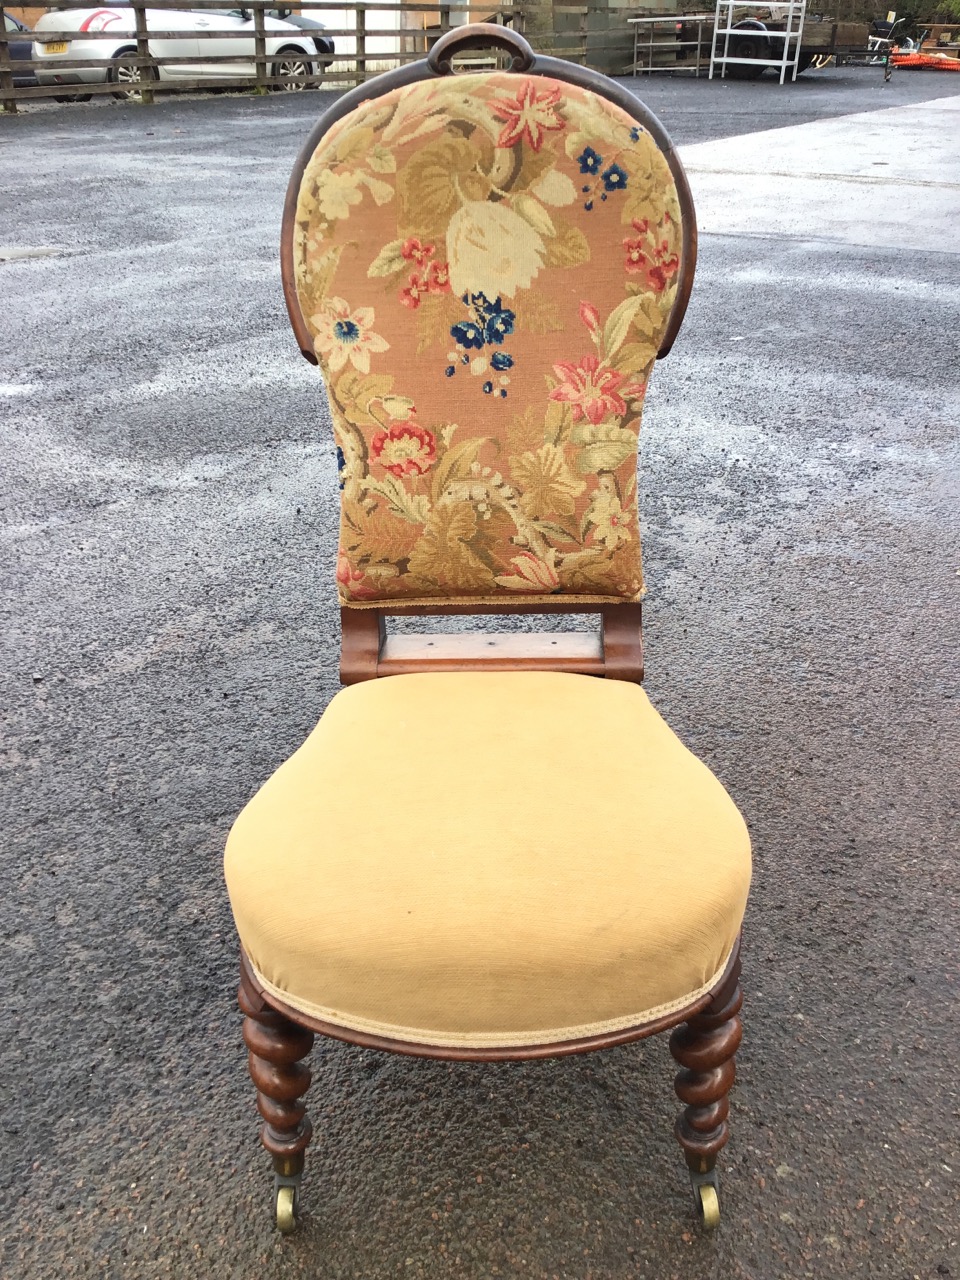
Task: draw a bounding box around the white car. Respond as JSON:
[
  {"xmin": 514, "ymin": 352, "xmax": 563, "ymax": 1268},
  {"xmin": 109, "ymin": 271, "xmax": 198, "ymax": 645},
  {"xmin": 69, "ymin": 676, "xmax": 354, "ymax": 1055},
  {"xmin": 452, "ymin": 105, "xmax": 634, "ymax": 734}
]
[{"xmin": 32, "ymin": 6, "xmax": 329, "ymax": 98}]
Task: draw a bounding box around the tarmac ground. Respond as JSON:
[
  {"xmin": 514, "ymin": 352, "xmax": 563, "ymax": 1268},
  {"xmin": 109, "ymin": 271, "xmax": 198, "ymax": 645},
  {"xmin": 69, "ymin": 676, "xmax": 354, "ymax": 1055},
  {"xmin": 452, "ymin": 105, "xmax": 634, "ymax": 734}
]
[{"xmin": 1, "ymin": 65, "xmax": 959, "ymax": 1280}]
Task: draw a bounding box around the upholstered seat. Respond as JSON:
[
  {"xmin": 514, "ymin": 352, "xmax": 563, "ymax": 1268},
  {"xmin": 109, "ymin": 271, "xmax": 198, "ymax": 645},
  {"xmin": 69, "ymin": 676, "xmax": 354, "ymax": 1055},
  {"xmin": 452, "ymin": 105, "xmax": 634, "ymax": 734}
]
[{"xmin": 225, "ymin": 671, "xmax": 750, "ymax": 1050}]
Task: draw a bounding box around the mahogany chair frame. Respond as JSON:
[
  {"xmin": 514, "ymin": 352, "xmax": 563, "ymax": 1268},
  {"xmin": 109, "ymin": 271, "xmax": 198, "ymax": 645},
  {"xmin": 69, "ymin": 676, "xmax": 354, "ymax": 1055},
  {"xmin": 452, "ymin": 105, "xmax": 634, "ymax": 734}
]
[{"xmin": 240, "ymin": 24, "xmax": 742, "ymax": 1236}]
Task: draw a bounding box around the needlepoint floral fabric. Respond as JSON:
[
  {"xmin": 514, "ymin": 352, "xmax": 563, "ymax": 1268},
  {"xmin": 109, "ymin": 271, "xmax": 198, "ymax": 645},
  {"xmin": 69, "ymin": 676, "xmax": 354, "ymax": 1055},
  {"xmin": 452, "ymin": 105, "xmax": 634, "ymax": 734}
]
[{"xmin": 292, "ymin": 72, "xmax": 683, "ymax": 606}]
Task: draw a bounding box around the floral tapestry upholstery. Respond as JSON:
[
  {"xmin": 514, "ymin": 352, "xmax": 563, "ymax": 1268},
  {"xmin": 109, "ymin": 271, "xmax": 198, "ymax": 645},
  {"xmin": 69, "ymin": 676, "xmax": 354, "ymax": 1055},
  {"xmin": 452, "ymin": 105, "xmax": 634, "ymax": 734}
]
[{"xmin": 291, "ymin": 71, "xmax": 683, "ymax": 607}]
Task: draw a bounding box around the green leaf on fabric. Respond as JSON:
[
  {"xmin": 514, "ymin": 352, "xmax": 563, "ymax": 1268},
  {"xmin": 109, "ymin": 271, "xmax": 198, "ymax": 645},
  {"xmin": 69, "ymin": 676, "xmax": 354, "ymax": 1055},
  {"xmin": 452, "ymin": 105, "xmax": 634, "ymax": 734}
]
[
  {"xmin": 576, "ymin": 441, "xmax": 636, "ymax": 474},
  {"xmin": 367, "ymin": 239, "xmax": 407, "ymax": 278},
  {"xmin": 432, "ymin": 437, "xmax": 487, "ymax": 503},
  {"xmin": 545, "ymin": 222, "xmax": 590, "ymax": 269}
]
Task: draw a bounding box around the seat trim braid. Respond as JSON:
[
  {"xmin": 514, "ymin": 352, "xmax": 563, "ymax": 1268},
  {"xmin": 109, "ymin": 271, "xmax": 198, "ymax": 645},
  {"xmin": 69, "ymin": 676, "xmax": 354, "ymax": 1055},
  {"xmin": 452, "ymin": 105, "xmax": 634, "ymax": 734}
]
[{"xmin": 240, "ymin": 935, "xmax": 741, "ymax": 1062}]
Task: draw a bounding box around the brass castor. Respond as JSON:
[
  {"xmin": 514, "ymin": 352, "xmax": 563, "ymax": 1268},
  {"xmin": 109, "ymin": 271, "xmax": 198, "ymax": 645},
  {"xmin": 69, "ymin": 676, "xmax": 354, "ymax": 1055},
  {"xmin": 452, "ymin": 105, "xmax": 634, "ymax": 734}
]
[
  {"xmin": 275, "ymin": 1182, "xmax": 298, "ymax": 1234},
  {"xmin": 696, "ymin": 1182, "xmax": 721, "ymax": 1230},
  {"xmin": 272, "ymin": 1151, "xmax": 306, "ymax": 1234}
]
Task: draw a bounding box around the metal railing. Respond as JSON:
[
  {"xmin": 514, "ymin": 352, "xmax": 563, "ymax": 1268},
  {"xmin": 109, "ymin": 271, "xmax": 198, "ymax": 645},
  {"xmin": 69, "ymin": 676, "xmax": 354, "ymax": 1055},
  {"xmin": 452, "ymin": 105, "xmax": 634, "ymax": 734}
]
[{"xmin": 0, "ymin": 1, "xmax": 590, "ymax": 113}]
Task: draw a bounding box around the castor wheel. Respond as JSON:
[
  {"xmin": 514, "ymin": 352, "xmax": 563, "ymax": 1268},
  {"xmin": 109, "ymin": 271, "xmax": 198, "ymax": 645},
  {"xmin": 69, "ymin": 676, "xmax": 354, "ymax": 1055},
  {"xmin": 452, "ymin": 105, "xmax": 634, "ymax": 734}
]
[
  {"xmin": 695, "ymin": 1182, "xmax": 720, "ymax": 1230},
  {"xmin": 687, "ymin": 1167, "xmax": 721, "ymax": 1230},
  {"xmin": 271, "ymin": 1153, "xmax": 306, "ymax": 1234},
  {"xmin": 276, "ymin": 1183, "xmax": 297, "ymax": 1233}
]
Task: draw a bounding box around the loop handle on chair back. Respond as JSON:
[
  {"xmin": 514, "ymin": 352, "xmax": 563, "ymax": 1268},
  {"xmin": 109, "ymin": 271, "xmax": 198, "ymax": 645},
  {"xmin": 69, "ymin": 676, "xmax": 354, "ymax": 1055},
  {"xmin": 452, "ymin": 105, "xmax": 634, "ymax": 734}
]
[{"xmin": 426, "ymin": 23, "xmax": 536, "ymax": 75}]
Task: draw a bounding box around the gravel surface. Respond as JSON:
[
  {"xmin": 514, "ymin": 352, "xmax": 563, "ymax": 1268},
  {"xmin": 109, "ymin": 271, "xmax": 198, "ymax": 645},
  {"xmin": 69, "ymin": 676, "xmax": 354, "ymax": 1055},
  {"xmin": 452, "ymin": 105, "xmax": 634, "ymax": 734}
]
[{"xmin": 1, "ymin": 66, "xmax": 958, "ymax": 1280}]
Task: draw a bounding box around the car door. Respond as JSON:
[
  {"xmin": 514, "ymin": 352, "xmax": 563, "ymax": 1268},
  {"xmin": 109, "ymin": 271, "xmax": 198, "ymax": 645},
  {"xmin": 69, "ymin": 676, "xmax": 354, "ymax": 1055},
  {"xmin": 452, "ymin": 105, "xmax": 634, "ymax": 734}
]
[
  {"xmin": 192, "ymin": 7, "xmax": 252, "ymax": 78},
  {"xmin": 143, "ymin": 7, "xmax": 200, "ymax": 79},
  {"xmin": 4, "ymin": 14, "xmax": 33, "ymax": 84}
]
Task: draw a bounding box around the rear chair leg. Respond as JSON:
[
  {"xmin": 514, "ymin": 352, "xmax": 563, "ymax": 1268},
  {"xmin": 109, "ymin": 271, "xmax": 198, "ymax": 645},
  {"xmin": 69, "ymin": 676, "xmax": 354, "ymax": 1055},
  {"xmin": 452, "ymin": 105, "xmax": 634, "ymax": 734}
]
[
  {"xmin": 668, "ymin": 955, "xmax": 743, "ymax": 1230},
  {"xmin": 239, "ymin": 959, "xmax": 315, "ymax": 1233}
]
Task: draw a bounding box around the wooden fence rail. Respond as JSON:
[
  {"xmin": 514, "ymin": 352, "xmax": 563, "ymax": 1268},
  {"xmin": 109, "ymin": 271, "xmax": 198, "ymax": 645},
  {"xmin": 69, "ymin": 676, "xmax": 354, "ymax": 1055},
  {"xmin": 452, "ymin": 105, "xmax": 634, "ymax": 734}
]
[{"xmin": 0, "ymin": 0, "xmax": 591, "ymax": 113}]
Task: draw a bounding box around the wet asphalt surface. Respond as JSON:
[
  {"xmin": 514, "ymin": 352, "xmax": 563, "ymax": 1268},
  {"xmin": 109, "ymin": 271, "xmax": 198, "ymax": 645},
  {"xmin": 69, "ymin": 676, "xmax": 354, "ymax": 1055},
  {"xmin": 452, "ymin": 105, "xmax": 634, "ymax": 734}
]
[{"xmin": 1, "ymin": 67, "xmax": 959, "ymax": 1279}]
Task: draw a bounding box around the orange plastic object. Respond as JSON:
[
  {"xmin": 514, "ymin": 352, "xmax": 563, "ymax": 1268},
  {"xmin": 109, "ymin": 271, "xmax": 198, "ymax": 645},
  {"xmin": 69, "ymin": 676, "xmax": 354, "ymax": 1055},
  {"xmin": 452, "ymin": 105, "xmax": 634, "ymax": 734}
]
[{"xmin": 891, "ymin": 50, "xmax": 960, "ymax": 68}]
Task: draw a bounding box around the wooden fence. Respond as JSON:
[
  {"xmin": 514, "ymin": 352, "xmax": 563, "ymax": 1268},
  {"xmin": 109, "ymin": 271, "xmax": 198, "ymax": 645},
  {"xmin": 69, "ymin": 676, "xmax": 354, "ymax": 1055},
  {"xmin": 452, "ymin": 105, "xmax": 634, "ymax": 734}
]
[{"xmin": 0, "ymin": 0, "xmax": 590, "ymax": 112}]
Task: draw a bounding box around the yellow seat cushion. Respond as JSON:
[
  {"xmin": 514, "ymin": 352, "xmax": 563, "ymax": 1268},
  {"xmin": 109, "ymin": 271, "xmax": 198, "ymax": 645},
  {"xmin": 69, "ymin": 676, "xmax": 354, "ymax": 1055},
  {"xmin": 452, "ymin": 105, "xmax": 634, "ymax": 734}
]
[{"xmin": 224, "ymin": 672, "xmax": 751, "ymax": 1049}]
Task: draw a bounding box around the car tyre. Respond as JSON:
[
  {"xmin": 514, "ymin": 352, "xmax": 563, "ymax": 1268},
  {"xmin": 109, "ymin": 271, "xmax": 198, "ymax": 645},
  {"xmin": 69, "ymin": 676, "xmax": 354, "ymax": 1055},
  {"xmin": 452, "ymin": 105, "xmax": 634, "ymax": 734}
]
[
  {"xmin": 272, "ymin": 46, "xmax": 314, "ymax": 91},
  {"xmin": 108, "ymin": 47, "xmax": 159, "ymax": 101}
]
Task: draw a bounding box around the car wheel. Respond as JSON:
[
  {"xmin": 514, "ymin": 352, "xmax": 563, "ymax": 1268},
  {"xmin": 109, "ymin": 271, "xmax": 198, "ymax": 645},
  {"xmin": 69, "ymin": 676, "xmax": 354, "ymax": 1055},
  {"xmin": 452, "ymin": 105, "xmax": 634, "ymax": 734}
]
[
  {"xmin": 108, "ymin": 48, "xmax": 158, "ymax": 101},
  {"xmin": 724, "ymin": 23, "xmax": 771, "ymax": 79},
  {"xmin": 55, "ymin": 94, "xmax": 93, "ymax": 102},
  {"xmin": 272, "ymin": 47, "xmax": 314, "ymax": 91}
]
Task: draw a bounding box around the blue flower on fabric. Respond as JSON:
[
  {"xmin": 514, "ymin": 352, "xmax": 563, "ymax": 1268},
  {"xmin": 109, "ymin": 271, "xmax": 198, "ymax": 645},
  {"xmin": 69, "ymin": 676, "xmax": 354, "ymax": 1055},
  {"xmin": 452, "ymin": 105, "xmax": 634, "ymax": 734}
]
[
  {"xmin": 333, "ymin": 318, "xmax": 361, "ymax": 343},
  {"xmin": 602, "ymin": 164, "xmax": 628, "ymax": 192},
  {"xmin": 448, "ymin": 295, "xmax": 516, "ymax": 394},
  {"xmin": 483, "ymin": 301, "xmax": 515, "ymax": 345},
  {"xmin": 577, "ymin": 147, "xmax": 603, "ymax": 175},
  {"xmin": 451, "ymin": 319, "xmax": 485, "ymax": 349},
  {"xmin": 335, "ymin": 445, "xmax": 346, "ymax": 490}
]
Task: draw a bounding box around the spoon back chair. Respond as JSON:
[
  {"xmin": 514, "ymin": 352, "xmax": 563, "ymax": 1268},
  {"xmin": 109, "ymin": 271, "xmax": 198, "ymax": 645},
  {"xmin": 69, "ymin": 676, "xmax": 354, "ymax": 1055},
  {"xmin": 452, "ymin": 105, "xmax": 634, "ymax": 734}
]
[{"xmin": 224, "ymin": 23, "xmax": 751, "ymax": 1236}]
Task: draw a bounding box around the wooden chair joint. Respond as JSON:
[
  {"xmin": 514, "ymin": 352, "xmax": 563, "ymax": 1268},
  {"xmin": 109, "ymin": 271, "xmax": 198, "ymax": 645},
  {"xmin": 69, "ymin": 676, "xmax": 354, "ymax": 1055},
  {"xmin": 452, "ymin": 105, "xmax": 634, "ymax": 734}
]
[{"xmin": 340, "ymin": 603, "xmax": 642, "ymax": 683}]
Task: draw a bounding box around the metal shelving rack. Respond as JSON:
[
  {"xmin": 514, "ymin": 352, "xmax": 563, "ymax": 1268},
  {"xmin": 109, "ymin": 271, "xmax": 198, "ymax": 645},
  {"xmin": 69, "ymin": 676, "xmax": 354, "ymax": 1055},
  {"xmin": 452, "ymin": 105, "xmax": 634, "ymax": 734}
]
[
  {"xmin": 709, "ymin": 0, "xmax": 807, "ymax": 83},
  {"xmin": 628, "ymin": 14, "xmax": 715, "ymax": 75}
]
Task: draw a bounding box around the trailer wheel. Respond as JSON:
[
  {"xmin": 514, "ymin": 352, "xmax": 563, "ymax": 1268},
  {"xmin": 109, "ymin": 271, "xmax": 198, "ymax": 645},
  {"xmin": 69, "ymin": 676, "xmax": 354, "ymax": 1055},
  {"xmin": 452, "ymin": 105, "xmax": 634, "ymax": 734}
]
[{"xmin": 724, "ymin": 22, "xmax": 772, "ymax": 78}]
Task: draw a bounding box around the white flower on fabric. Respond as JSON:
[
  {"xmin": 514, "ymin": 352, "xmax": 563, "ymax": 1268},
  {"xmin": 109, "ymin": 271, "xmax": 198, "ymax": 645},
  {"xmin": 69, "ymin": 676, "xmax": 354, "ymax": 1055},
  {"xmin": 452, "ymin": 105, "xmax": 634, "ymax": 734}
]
[
  {"xmin": 530, "ymin": 169, "xmax": 577, "ymax": 207},
  {"xmin": 314, "ymin": 170, "xmax": 363, "ymax": 221},
  {"xmin": 446, "ymin": 200, "xmax": 546, "ymax": 301},
  {"xmin": 311, "ymin": 298, "xmax": 389, "ymax": 372}
]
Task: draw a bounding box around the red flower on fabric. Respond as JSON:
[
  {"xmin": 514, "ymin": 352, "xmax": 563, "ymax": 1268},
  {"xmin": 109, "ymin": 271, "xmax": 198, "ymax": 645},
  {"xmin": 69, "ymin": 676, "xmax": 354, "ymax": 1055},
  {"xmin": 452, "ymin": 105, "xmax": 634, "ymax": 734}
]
[
  {"xmin": 550, "ymin": 356, "xmax": 643, "ymax": 425},
  {"xmin": 425, "ymin": 260, "xmax": 451, "ymax": 294},
  {"xmin": 399, "ymin": 257, "xmax": 448, "ymax": 308},
  {"xmin": 336, "ymin": 553, "xmax": 379, "ymax": 599},
  {"xmin": 400, "ymin": 273, "xmax": 427, "ymax": 309},
  {"xmin": 647, "ymin": 256, "xmax": 679, "ymax": 293},
  {"xmin": 579, "ymin": 301, "xmax": 601, "ymax": 336},
  {"xmin": 401, "ymin": 238, "xmax": 434, "ymax": 266},
  {"xmin": 370, "ymin": 419, "xmax": 436, "ymax": 477},
  {"xmin": 490, "ymin": 80, "xmax": 565, "ymax": 152},
  {"xmin": 623, "ymin": 223, "xmax": 679, "ymax": 293},
  {"xmin": 336, "ymin": 552, "xmax": 364, "ymax": 587},
  {"xmin": 623, "ymin": 237, "xmax": 649, "ymax": 275}
]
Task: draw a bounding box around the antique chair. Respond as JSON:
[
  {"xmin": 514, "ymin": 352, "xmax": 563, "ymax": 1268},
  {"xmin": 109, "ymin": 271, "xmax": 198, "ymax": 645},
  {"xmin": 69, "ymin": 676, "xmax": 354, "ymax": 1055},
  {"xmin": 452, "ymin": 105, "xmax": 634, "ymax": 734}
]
[{"xmin": 224, "ymin": 24, "xmax": 751, "ymax": 1236}]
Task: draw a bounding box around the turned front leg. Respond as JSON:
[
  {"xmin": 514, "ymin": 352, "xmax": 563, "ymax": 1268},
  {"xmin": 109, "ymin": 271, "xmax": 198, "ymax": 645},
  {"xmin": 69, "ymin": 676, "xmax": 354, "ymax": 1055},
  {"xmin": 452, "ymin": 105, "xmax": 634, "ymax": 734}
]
[
  {"xmin": 239, "ymin": 959, "xmax": 314, "ymax": 1231},
  {"xmin": 668, "ymin": 955, "xmax": 743, "ymax": 1227}
]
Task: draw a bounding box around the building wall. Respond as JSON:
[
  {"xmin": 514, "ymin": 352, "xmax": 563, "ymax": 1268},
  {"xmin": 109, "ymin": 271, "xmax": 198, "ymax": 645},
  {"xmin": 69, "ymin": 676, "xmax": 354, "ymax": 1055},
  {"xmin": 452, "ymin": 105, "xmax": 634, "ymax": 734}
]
[{"xmin": 8, "ymin": 6, "xmax": 46, "ymax": 26}]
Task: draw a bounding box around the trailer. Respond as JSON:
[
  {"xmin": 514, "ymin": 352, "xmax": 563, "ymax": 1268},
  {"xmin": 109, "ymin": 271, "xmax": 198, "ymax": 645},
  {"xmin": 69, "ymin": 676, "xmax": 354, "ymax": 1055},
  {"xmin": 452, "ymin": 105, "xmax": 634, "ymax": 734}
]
[{"xmin": 629, "ymin": 9, "xmax": 879, "ymax": 81}]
